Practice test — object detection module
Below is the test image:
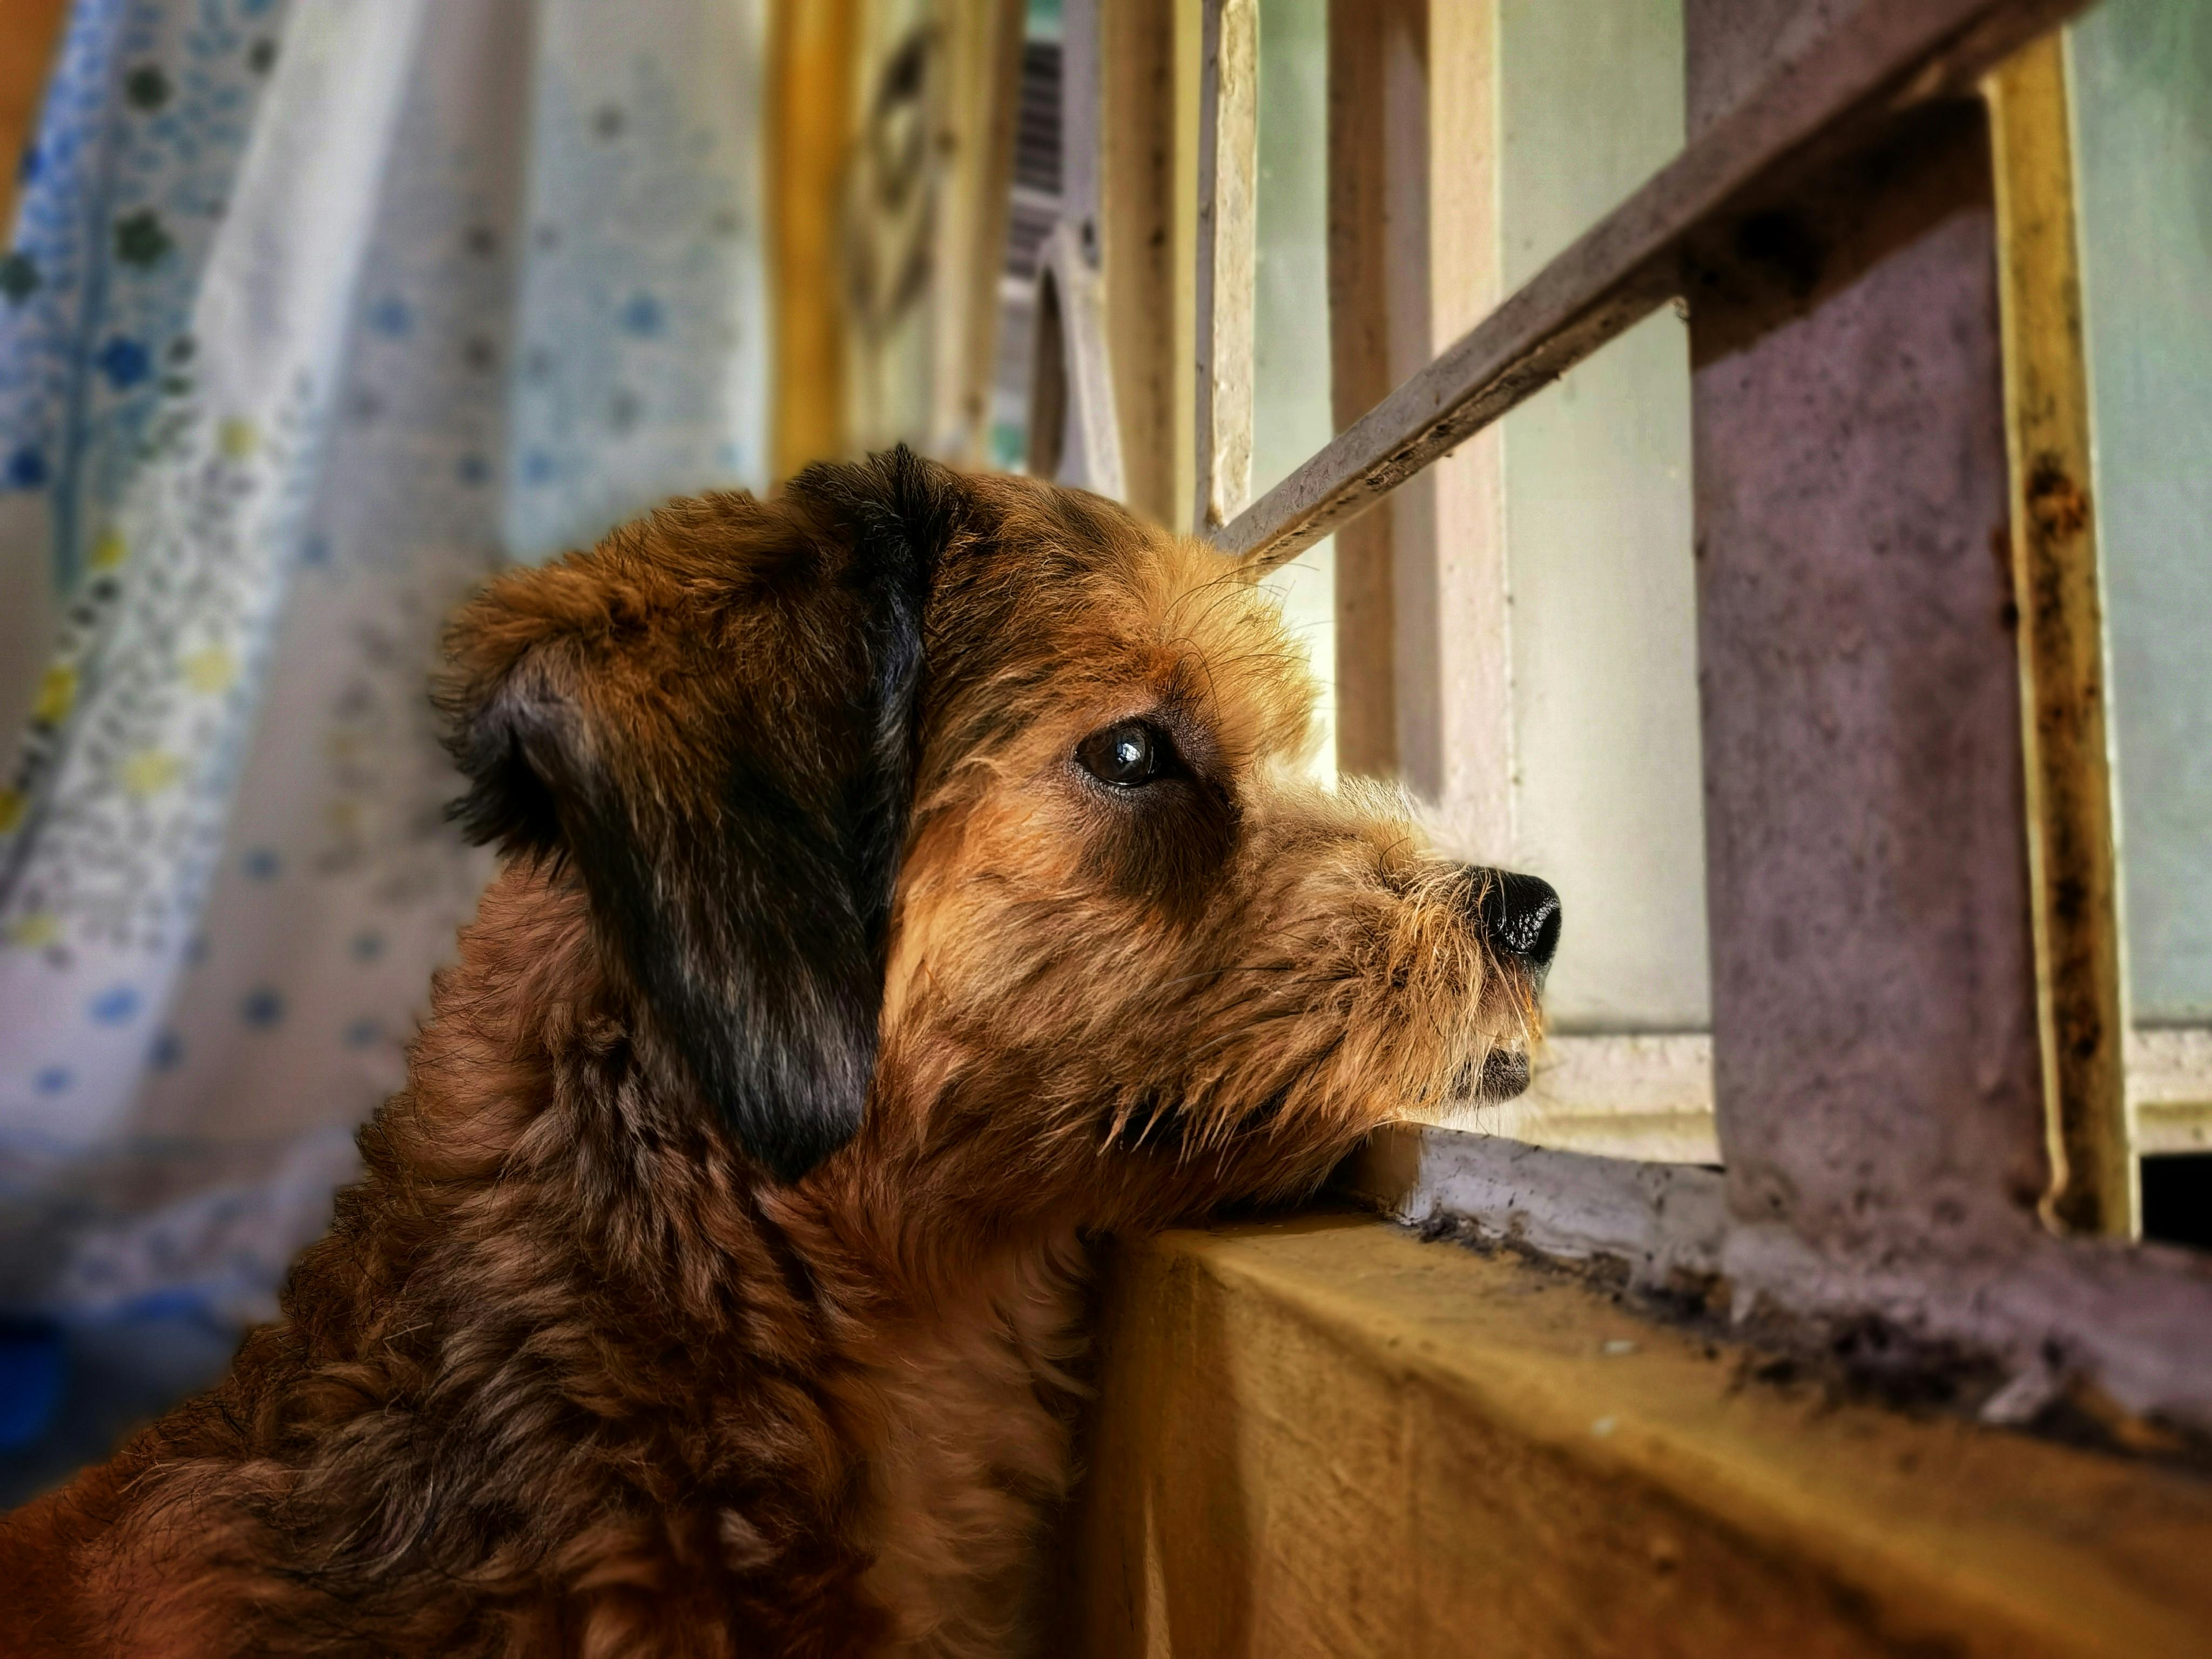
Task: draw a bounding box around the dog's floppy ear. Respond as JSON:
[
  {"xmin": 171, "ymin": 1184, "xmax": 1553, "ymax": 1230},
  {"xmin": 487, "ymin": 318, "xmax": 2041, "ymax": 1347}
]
[{"xmin": 438, "ymin": 447, "xmax": 956, "ymax": 1182}]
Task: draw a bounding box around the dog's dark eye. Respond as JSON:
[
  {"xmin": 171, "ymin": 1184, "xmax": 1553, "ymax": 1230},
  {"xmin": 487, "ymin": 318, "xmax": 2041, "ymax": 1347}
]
[{"xmin": 1077, "ymin": 719, "xmax": 1170, "ymax": 788}]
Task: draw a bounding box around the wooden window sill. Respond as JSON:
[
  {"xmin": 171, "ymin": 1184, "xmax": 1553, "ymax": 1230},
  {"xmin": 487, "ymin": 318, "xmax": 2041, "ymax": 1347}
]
[{"xmin": 1044, "ymin": 1212, "xmax": 2212, "ymax": 1658}]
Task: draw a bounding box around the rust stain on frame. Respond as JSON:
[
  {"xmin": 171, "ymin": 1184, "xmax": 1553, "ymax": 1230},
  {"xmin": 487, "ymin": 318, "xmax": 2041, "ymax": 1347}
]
[{"xmin": 1987, "ymin": 33, "xmax": 2135, "ymax": 1239}]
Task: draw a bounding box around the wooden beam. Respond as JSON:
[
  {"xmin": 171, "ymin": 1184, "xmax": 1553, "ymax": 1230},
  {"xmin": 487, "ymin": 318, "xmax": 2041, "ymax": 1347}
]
[
  {"xmin": 1038, "ymin": 0, "xmax": 1130, "ymax": 501},
  {"xmin": 1987, "ymin": 35, "xmax": 2134, "ymax": 1239},
  {"xmin": 0, "ymin": 0, "xmax": 68, "ymax": 233},
  {"xmin": 1323, "ymin": 0, "xmax": 1422, "ymax": 779},
  {"xmin": 1215, "ymin": 0, "xmax": 2092, "ymax": 570},
  {"xmin": 767, "ymin": 0, "xmax": 859, "ymax": 479},
  {"xmin": 1323, "ymin": 1, "xmax": 1510, "ymax": 805},
  {"xmin": 1169, "ymin": 0, "xmax": 1201, "ymax": 536},
  {"xmin": 1048, "ymin": 1216, "xmax": 2212, "ymax": 1658},
  {"xmin": 1098, "ymin": 0, "xmax": 1180, "ymax": 528},
  {"xmin": 930, "ymin": 0, "xmax": 1027, "ymax": 463},
  {"xmin": 1192, "ymin": 0, "xmax": 1257, "ymax": 532}
]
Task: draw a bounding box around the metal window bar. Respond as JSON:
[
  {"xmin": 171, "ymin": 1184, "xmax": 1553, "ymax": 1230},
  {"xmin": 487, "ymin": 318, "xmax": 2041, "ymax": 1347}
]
[{"xmin": 1208, "ymin": 0, "xmax": 2090, "ymax": 570}]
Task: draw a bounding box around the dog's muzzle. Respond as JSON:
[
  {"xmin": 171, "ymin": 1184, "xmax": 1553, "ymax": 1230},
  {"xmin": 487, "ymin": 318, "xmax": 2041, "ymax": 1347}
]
[
  {"xmin": 1456, "ymin": 868, "xmax": 1558, "ymax": 1104},
  {"xmin": 1476, "ymin": 1047, "xmax": 1532, "ymax": 1100}
]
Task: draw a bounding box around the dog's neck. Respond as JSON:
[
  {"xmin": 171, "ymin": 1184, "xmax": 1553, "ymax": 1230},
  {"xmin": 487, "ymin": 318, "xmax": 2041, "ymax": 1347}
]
[{"xmin": 379, "ymin": 860, "xmax": 1077, "ymax": 1312}]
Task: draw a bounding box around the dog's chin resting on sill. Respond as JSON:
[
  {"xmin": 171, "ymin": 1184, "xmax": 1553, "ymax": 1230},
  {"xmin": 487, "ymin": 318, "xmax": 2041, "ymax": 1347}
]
[{"xmin": 0, "ymin": 450, "xmax": 1558, "ymax": 1658}]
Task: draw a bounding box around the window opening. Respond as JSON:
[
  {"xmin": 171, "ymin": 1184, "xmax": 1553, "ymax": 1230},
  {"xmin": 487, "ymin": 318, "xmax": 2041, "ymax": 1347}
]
[
  {"xmin": 1251, "ymin": 0, "xmax": 1336, "ymax": 780},
  {"xmin": 2068, "ymin": 0, "xmax": 2212, "ymax": 1235}
]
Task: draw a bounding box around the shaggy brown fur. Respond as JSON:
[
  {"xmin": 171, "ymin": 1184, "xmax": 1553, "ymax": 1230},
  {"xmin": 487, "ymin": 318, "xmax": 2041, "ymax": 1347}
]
[{"xmin": 0, "ymin": 453, "xmax": 1556, "ymax": 1658}]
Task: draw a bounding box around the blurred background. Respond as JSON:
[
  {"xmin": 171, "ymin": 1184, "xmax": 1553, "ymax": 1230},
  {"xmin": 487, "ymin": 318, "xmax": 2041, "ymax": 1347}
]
[
  {"xmin": 0, "ymin": 0, "xmax": 1029, "ymax": 1500},
  {"xmin": 0, "ymin": 0, "xmax": 2206, "ymax": 1503}
]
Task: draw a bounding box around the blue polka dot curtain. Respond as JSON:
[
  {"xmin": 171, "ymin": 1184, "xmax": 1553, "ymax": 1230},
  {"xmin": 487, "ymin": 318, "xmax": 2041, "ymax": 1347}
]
[{"xmin": 0, "ymin": 0, "xmax": 770, "ymax": 1328}]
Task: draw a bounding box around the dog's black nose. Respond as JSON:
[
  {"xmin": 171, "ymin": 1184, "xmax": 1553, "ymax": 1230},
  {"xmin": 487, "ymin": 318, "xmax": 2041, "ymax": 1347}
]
[{"xmin": 1473, "ymin": 869, "xmax": 1561, "ymax": 974}]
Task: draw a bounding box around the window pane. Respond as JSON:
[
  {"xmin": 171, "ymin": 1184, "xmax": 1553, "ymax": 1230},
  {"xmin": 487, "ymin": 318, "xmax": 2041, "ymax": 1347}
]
[
  {"xmin": 1252, "ymin": 0, "xmax": 1334, "ymax": 777},
  {"xmin": 2070, "ymin": 0, "xmax": 2212, "ymax": 1026},
  {"xmin": 1498, "ymin": 0, "xmax": 1704, "ymax": 1031}
]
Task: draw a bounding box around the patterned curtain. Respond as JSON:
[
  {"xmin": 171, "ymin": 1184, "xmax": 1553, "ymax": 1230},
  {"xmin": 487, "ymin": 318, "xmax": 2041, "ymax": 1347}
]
[{"xmin": 0, "ymin": 0, "xmax": 768, "ymax": 1378}]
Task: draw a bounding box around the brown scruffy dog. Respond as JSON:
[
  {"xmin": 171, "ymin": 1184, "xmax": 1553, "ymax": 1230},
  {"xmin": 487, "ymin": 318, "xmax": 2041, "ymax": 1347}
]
[{"xmin": 0, "ymin": 451, "xmax": 1557, "ymax": 1657}]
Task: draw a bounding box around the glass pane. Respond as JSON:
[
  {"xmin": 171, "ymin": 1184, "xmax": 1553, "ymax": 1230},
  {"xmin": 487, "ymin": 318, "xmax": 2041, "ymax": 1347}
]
[
  {"xmin": 2070, "ymin": 0, "xmax": 2212, "ymax": 1027},
  {"xmin": 1497, "ymin": 0, "xmax": 1703, "ymax": 1033},
  {"xmin": 1252, "ymin": 0, "xmax": 1334, "ymax": 777},
  {"xmin": 2071, "ymin": 0, "xmax": 2212, "ymax": 1245}
]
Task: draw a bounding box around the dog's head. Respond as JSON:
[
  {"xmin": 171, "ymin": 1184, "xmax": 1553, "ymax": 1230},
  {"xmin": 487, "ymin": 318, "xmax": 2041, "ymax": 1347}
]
[{"xmin": 441, "ymin": 450, "xmax": 1556, "ymax": 1202}]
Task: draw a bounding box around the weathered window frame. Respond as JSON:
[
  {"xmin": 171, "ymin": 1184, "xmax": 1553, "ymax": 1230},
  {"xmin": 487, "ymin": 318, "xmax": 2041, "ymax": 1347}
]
[{"xmin": 1026, "ymin": 0, "xmax": 2212, "ymax": 1428}]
